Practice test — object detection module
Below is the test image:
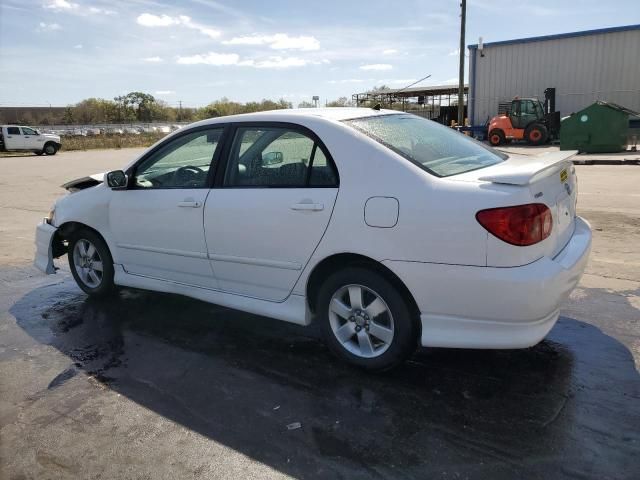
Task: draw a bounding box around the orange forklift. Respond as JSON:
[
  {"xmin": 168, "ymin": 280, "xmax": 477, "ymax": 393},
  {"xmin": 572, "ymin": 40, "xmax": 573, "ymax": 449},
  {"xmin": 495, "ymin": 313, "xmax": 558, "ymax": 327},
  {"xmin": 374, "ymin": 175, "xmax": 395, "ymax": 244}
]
[{"xmin": 488, "ymin": 88, "xmax": 560, "ymax": 146}]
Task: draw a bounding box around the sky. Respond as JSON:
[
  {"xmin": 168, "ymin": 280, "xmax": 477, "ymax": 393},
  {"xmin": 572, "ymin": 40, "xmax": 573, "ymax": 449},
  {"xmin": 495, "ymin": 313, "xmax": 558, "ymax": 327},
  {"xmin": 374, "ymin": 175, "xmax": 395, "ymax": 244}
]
[{"xmin": 1, "ymin": 0, "xmax": 639, "ymax": 108}]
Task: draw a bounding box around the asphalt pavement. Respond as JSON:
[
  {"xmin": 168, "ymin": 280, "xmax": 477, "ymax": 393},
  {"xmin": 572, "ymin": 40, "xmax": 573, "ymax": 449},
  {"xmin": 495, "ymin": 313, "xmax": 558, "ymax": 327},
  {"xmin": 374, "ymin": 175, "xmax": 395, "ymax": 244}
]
[{"xmin": 0, "ymin": 148, "xmax": 638, "ymax": 479}]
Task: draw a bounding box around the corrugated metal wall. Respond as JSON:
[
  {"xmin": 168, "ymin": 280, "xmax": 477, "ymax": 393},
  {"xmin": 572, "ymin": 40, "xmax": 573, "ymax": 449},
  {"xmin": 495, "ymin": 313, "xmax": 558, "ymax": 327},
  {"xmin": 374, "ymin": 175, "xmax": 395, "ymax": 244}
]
[{"xmin": 469, "ymin": 28, "xmax": 640, "ymax": 124}]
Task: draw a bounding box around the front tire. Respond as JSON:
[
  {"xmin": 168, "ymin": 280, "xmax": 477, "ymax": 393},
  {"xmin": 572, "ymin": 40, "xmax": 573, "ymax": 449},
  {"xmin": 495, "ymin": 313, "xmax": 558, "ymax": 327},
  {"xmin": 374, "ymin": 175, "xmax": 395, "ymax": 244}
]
[
  {"xmin": 317, "ymin": 267, "xmax": 418, "ymax": 370},
  {"xmin": 68, "ymin": 229, "xmax": 115, "ymax": 297},
  {"xmin": 44, "ymin": 142, "xmax": 58, "ymax": 155}
]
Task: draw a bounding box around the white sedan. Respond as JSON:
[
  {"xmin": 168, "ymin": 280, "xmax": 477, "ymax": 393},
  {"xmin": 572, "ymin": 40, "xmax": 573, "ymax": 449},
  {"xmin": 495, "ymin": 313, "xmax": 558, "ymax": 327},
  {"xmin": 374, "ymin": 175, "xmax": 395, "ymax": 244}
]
[{"xmin": 34, "ymin": 108, "xmax": 591, "ymax": 370}]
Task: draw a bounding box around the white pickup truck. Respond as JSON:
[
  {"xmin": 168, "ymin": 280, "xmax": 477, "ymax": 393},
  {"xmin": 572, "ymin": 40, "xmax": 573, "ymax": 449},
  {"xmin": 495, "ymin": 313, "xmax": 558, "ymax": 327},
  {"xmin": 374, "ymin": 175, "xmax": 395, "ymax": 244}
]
[{"xmin": 0, "ymin": 125, "xmax": 62, "ymax": 155}]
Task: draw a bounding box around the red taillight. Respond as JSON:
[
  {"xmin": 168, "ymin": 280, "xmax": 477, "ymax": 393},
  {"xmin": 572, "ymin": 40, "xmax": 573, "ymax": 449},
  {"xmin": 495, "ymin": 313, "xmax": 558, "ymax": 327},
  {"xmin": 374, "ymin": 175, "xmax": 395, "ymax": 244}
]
[{"xmin": 476, "ymin": 203, "xmax": 553, "ymax": 246}]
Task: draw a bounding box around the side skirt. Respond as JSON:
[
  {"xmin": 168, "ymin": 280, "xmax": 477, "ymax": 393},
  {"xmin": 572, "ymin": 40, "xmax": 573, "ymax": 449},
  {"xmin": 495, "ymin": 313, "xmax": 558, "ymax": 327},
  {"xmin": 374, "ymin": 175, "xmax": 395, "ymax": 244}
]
[{"xmin": 113, "ymin": 265, "xmax": 311, "ymax": 326}]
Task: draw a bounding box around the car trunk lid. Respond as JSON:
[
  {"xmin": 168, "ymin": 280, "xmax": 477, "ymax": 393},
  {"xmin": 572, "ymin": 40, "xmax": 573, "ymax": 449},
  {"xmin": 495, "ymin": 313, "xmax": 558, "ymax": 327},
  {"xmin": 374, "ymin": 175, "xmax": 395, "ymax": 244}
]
[{"xmin": 453, "ymin": 150, "xmax": 578, "ymax": 262}]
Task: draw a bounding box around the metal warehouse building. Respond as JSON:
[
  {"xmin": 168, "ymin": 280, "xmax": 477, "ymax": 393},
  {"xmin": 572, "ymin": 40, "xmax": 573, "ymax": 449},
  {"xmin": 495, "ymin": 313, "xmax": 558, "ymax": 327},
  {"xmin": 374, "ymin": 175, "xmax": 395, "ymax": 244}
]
[{"xmin": 468, "ymin": 24, "xmax": 640, "ymax": 125}]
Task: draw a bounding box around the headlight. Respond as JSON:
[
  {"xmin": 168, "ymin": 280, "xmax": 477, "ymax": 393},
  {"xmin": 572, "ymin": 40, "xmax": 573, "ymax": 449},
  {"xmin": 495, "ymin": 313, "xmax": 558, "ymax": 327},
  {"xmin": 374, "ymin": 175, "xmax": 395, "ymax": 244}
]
[{"xmin": 46, "ymin": 206, "xmax": 56, "ymax": 225}]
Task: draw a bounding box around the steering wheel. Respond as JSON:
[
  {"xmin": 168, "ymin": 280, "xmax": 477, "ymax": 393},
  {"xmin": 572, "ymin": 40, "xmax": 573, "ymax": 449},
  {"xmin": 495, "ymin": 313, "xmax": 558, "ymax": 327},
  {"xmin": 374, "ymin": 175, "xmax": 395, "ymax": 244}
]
[{"xmin": 172, "ymin": 165, "xmax": 204, "ymax": 186}]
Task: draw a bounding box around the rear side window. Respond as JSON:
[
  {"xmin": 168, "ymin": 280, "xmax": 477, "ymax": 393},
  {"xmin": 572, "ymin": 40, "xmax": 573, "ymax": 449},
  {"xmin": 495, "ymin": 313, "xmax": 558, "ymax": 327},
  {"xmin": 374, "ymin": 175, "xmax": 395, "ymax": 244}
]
[
  {"xmin": 7, "ymin": 127, "xmax": 20, "ymax": 135},
  {"xmin": 224, "ymin": 126, "xmax": 338, "ymax": 187},
  {"xmin": 344, "ymin": 114, "xmax": 506, "ymax": 177}
]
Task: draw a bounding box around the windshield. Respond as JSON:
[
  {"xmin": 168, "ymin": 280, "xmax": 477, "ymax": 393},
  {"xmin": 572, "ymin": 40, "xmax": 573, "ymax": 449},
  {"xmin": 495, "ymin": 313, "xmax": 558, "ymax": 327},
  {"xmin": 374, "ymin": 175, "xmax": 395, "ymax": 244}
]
[{"xmin": 344, "ymin": 114, "xmax": 506, "ymax": 177}]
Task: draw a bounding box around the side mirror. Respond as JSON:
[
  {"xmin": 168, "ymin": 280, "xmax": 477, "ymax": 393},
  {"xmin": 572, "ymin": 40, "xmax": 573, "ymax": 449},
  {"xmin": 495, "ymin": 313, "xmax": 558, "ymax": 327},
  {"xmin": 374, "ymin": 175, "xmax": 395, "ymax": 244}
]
[
  {"xmin": 262, "ymin": 151, "xmax": 283, "ymax": 166},
  {"xmin": 106, "ymin": 170, "xmax": 128, "ymax": 190}
]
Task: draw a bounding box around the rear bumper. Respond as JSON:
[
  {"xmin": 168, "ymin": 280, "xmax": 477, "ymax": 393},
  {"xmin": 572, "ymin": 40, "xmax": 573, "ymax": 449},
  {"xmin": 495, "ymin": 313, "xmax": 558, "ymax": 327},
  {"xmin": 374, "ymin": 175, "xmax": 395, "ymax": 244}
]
[
  {"xmin": 34, "ymin": 220, "xmax": 58, "ymax": 274},
  {"xmin": 384, "ymin": 216, "xmax": 592, "ymax": 349}
]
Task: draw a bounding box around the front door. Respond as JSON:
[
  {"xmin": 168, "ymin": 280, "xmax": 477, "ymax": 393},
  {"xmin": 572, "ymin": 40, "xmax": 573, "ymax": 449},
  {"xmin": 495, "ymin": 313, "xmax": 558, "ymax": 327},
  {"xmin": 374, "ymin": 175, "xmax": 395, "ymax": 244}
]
[
  {"xmin": 21, "ymin": 127, "xmax": 45, "ymax": 150},
  {"xmin": 109, "ymin": 127, "xmax": 224, "ymax": 288},
  {"xmin": 204, "ymin": 124, "xmax": 339, "ymax": 301},
  {"xmin": 511, "ymin": 100, "xmax": 539, "ymax": 129}
]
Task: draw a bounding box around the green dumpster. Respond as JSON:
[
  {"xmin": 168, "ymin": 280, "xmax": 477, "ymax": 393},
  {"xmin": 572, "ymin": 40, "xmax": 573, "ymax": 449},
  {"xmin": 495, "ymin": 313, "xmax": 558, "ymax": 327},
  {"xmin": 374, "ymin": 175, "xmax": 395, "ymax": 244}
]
[{"xmin": 560, "ymin": 101, "xmax": 637, "ymax": 153}]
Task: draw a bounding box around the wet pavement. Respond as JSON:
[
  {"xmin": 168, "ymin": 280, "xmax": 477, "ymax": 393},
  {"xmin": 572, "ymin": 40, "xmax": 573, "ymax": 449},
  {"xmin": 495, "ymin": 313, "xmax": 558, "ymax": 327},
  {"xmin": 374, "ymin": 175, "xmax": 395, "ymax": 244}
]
[
  {"xmin": 1, "ymin": 271, "xmax": 638, "ymax": 479},
  {"xmin": 1, "ymin": 150, "xmax": 639, "ymax": 479}
]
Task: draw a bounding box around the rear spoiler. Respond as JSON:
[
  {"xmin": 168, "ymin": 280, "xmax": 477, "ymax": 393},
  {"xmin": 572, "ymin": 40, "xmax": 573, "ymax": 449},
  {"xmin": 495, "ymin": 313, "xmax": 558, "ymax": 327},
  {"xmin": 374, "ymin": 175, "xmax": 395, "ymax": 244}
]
[{"xmin": 478, "ymin": 151, "xmax": 578, "ymax": 185}]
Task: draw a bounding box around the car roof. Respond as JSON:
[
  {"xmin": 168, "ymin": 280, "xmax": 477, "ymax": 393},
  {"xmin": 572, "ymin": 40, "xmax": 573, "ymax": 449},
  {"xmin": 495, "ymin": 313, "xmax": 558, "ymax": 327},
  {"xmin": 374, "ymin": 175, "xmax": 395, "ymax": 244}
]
[{"xmin": 191, "ymin": 107, "xmax": 401, "ymax": 127}]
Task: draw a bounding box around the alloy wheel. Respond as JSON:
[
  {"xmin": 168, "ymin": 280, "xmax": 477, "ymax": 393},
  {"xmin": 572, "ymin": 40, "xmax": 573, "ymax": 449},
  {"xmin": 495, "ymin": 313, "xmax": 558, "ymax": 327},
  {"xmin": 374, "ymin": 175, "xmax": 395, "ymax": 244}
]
[
  {"xmin": 328, "ymin": 284, "xmax": 395, "ymax": 358},
  {"xmin": 72, "ymin": 239, "xmax": 103, "ymax": 288}
]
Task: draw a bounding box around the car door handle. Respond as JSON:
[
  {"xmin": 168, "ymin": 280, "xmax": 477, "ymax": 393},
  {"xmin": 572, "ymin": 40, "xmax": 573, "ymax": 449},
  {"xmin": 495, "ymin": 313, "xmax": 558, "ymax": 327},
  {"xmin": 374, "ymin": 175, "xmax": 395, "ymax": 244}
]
[
  {"xmin": 177, "ymin": 200, "xmax": 201, "ymax": 208},
  {"xmin": 290, "ymin": 202, "xmax": 324, "ymax": 211}
]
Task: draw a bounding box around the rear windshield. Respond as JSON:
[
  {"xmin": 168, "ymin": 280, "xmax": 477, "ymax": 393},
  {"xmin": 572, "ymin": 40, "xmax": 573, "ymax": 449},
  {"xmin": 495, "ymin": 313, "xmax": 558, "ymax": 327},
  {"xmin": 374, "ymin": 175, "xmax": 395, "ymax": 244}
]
[{"xmin": 344, "ymin": 114, "xmax": 506, "ymax": 177}]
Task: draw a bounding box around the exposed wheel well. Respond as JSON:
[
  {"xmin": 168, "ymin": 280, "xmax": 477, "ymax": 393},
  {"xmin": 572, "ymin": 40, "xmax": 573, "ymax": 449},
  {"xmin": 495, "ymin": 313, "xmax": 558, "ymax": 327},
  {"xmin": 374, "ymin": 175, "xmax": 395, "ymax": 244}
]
[
  {"xmin": 306, "ymin": 253, "xmax": 420, "ymax": 327},
  {"xmin": 53, "ymin": 222, "xmax": 109, "ymax": 259}
]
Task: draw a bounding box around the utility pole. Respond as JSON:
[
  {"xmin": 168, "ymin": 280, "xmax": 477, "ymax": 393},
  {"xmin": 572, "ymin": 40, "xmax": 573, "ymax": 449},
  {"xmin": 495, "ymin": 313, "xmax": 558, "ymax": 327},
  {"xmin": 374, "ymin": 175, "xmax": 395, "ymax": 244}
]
[
  {"xmin": 457, "ymin": 0, "xmax": 466, "ymax": 126},
  {"xmin": 178, "ymin": 100, "xmax": 183, "ymax": 122}
]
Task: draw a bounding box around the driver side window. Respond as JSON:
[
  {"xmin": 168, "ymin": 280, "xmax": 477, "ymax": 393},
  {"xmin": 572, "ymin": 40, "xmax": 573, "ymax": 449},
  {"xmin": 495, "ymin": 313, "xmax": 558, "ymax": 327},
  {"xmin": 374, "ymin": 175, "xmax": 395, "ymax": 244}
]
[{"xmin": 134, "ymin": 128, "xmax": 223, "ymax": 189}]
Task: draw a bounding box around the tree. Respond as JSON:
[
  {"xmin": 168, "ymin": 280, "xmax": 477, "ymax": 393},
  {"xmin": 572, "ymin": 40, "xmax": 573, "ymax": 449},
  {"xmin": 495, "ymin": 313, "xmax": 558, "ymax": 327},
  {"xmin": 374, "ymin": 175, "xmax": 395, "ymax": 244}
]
[
  {"xmin": 297, "ymin": 101, "xmax": 315, "ymax": 108},
  {"xmin": 120, "ymin": 92, "xmax": 157, "ymax": 122},
  {"xmin": 63, "ymin": 106, "xmax": 74, "ymax": 125},
  {"xmin": 326, "ymin": 96, "xmax": 352, "ymax": 107}
]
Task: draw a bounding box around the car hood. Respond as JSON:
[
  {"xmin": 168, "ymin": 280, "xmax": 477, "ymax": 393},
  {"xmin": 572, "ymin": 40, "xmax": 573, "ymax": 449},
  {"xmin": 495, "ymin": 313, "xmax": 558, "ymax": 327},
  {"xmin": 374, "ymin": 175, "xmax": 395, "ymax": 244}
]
[
  {"xmin": 43, "ymin": 133, "xmax": 61, "ymax": 141},
  {"xmin": 61, "ymin": 172, "xmax": 104, "ymax": 192}
]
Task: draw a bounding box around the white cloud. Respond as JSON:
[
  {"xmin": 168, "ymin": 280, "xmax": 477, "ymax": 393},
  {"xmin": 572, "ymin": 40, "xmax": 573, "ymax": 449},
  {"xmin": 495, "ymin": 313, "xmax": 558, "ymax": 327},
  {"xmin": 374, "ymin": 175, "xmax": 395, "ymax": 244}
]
[
  {"xmin": 360, "ymin": 64, "xmax": 393, "ymax": 71},
  {"xmin": 37, "ymin": 22, "xmax": 62, "ymax": 31},
  {"xmin": 73, "ymin": 43, "xmax": 83, "ymax": 49},
  {"xmin": 176, "ymin": 52, "xmax": 313, "ymax": 69},
  {"xmin": 136, "ymin": 13, "xmax": 179, "ymax": 27},
  {"xmin": 136, "ymin": 13, "xmax": 220, "ymax": 38},
  {"xmin": 223, "ymin": 33, "xmax": 320, "ymax": 51},
  {"xmin": 143, "ymin": 56, "xmax": 163, "ymax": 62},
  {"xmin": 155, "ymin": 90, "xmax": 175, "ymax": 95},
  {"xmin": 448, "ymin": 48, "xmax": 460, "ymax": 56},
  {"xmin": 177, "ymin": 52, "xmax": 240, "ymax": 66},
  {"xmin": 43, "ymin": 0, "xmax": 78, "ymax": 10},
  {"xmin": 89, "ymin": 6, "xmax": 117, "ymax": 15},
  {"xmin": 382, "ymin": 49, "xmax": 398, "ymax": 55},
  {"xmin": 43, "ymin": 0, "xmax": 117, "ymax": 16},
  {"xmin": 250, "ymin": 56, "xmax": 308, "ymax": 68}
]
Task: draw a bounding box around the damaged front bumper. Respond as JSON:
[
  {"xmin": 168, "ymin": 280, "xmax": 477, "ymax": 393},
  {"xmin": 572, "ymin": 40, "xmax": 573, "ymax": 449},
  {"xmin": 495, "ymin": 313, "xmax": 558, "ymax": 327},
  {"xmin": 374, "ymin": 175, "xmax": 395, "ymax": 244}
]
[{"xmin": 34, "ymin": 220, "xmax": 59, "ymax": 274}]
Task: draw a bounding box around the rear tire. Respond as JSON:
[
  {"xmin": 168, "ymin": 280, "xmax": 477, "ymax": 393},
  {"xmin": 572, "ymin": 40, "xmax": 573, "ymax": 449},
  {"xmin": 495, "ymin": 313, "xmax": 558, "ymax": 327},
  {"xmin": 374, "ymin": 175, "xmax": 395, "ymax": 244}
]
[
  {"xmin": 488, "ymin": 129, "xmax": 505, "ymax": 146},
  {"xmin": 44, "ymin": 142, "xmax": 58, "ymax": 155},
  {"xmin": 68, "ymin": 229, "xmax": 115, "ymax": 297},
  {"xmin": 525, "ymin": 123, "xmax": 548, "ymax": 146},
  {"xmin": 317, "ymin": 267, "xmax": 418, "ymax": 371}
]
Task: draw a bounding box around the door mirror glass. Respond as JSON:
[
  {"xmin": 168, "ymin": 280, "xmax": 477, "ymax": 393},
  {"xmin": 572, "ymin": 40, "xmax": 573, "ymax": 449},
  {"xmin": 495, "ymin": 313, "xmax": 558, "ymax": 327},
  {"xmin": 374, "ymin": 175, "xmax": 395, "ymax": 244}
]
[
  {"xmin": 106, "ymin": 170, "xmax": 128, "ymax": 189},
  {"xmin": 262, "ymin": 151, "xmax": 283, "ymax": 166}
]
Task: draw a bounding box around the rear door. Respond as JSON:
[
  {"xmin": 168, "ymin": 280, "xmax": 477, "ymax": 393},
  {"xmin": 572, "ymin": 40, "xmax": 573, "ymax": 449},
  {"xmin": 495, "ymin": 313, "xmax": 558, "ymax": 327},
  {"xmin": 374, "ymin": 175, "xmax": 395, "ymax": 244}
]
[
  {"xmin": 4, "ymin": 127, "xmax": 23, "ymax": 149},
  {"xmin": 204, "ymin": 123, "xmax": 339, "ymax": 302}
]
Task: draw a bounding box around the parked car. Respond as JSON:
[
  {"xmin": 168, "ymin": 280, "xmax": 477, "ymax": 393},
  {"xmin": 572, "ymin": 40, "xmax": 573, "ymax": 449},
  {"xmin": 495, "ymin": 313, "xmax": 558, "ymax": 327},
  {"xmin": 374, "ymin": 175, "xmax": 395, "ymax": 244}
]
[
  {"xmin": 34, "ymin": 108, "xmax": 591, "ymax": 370},
  {"xmin": 0, "ymin": 125, "xmax": 61, "ymax": 155}
]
